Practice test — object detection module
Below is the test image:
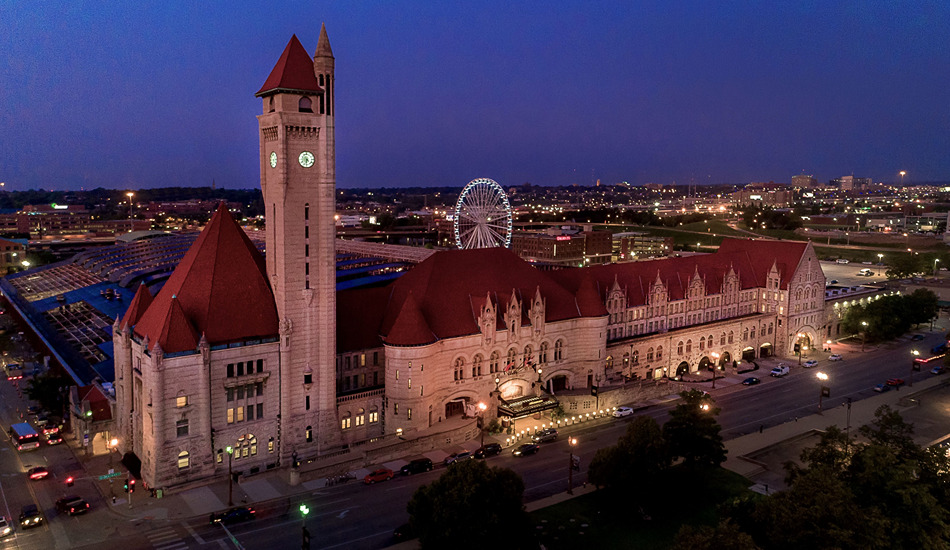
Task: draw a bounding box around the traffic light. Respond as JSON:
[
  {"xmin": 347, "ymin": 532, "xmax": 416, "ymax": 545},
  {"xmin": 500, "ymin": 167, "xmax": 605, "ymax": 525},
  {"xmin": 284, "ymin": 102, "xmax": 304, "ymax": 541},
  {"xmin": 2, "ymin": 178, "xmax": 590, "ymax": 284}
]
[
  {"xmin": 591, "ymin": 385, "xmax": 598, "ymax": 397},
  {"xmin": 123, "ymin": 480, "xmax": 128, "ymax": 492},
  {"xmin": 65, "ymin": 476, "xmax": 74, "ymax": 487},
  {"xmin": 129, "ymin": 479, "xmax": 135, "ymax": 493}
]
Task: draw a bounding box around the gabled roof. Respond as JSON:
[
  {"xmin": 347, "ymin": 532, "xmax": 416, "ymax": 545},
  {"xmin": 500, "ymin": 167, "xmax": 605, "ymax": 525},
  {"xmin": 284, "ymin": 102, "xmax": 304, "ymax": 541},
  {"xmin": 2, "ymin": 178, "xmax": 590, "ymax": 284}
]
[
  {"xmin": 120, "ymin": 283, "xmax": 153, "ymax": 330},
  {"xmin": 78, "ymin": 385, "xmax": 112, "ymax": 422},
  {"xmin": 256, "ymin": 34, "xmax": 323, "ymax": 97},
  {"xmin": 134, "ymin": 204, "xmax": 278, "ymax": 353},
  {"xmin": 148, "ymin": 296, "xmax": 199, "ymax": 354}
]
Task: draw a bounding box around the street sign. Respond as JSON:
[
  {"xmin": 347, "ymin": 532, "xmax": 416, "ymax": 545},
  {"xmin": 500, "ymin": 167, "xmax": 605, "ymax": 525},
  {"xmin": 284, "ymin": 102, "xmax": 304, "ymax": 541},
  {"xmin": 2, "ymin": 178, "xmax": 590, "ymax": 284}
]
[{"xmin": 98, "ymin": 471, "xmax": 123, "ymax": 481}]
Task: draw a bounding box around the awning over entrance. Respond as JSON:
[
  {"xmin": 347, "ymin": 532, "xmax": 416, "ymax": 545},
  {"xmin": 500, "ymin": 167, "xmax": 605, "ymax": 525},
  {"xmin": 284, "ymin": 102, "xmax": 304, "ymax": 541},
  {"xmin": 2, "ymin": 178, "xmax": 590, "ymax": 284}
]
[{"xmin": 498, "ymin": 394, "xmax": 560, "ymax": 418}]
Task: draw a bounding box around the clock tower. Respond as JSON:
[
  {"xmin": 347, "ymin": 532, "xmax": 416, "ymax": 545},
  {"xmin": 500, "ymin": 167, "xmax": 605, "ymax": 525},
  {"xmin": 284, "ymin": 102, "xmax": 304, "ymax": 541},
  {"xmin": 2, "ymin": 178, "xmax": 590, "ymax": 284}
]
[{"xmin": 256, "ymin": 26, "xmax": 341, "ymax": 459}]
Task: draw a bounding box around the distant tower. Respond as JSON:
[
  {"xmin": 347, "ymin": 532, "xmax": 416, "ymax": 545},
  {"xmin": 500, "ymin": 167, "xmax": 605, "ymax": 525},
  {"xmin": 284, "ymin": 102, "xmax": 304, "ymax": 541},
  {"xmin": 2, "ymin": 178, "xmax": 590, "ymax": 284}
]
[{"xmin": 255, "ymin": 25, "xmax": 341, "ymax": 458}]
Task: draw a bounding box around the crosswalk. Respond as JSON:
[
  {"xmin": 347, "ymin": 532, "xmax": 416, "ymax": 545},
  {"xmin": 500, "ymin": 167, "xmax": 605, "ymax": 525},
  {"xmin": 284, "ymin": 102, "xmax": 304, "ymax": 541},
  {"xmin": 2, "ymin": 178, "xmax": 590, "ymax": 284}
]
[{"xmin": 145, "ymin": 525, "xmax": 189, "ymax": 550}]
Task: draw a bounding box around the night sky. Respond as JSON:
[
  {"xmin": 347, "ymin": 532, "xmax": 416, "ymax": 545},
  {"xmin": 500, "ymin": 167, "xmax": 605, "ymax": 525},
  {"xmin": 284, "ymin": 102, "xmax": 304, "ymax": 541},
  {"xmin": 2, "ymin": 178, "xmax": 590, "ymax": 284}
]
[{"xmin": 2, "ymin": 2, "xmax": 948, "ymax": 191}]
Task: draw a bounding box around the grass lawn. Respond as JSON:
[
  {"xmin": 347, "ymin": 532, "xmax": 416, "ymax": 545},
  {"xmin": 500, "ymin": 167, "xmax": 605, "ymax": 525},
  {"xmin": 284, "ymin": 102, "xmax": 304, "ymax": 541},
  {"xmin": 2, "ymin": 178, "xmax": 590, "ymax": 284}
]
[{"xmin": 531, "ymin": 466, "xmax": 754, "ymax": 549}]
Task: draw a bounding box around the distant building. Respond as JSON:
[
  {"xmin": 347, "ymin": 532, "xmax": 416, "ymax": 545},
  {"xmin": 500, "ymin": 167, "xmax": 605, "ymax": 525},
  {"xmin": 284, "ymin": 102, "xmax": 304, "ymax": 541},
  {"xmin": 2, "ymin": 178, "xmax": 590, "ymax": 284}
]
[
  {"xmin": 0, "ymin": 237, "xmax": 25, "ymax": 274},
  {"xmin": 731, "ymin": 182, "xmax": 793, "ymax": 207},
  {"xmin": 834, "ymin": 176, "xmax": 872, "ymax": 191},
  {"xmin": 614, "ymin": 232, "xmax": 672, "ymax": 261},
  {"xmin": 791, "ymin": 175, "xmax": 817, "ymax": 189}
]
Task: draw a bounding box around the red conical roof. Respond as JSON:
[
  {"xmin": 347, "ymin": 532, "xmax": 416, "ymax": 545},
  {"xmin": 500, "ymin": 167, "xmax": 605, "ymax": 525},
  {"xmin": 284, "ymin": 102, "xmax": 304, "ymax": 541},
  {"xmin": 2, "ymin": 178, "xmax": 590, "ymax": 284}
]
[
  {"xmin": 383, "ymin": 292, "xmax": 437, "ymax": 346},
  {"xmin": 134, "ymin": 204, "xmax": 278, "ymax": 353},
  {"xmin": 150, "ymin": 296, "xmax": 199, "ymax": 354},
  {"xmin": 120, "ymin": 282, "xmax": 153, "ymax": 330},
  {"xmin": 256, "ymin": 34, "xmax": 323, "ymax": 97}
]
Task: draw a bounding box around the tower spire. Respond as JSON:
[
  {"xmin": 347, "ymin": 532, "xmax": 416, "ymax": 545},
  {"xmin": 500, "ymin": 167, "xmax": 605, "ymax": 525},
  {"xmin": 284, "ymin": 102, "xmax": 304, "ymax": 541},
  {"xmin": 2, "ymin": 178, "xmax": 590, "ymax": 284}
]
[{"xmin": 315, "ymin": 23, "xmax": 334, "ymax": 59}]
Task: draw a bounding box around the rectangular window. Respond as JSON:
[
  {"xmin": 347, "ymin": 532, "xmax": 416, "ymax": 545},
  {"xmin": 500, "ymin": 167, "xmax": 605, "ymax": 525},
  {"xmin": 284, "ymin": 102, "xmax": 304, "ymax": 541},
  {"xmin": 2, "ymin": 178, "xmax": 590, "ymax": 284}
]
[
  {"xmin": 359, "ymin": 373, "xmax": 365, "ymax": 387},
  {"xmin": 268, "ymin": 439, "xmax": 274, "ymax": 453},
  {"xmin": 356, "ymin": 414, "xmax": 364, "ymax": 426},
  {"xmin": 305, "ymin": 244, "xmax": 309, "ymax": 256},
  {"xmin": 344, "ymin": 378, "xmax": 350, "ymax": 390},
  {"xmin": 176, "ymin": 419, "xmax": 189, "ymax": 437},
  {"xmin": 306, "ymin": 395, "xmax": 310, "ymax": 410},
  {"xmin": 256, "ymin": 382, "xmax": 263, "ymax": 396},
  {"xmin": 352, "ymin": 374, "xmax": 358, "ymax": 388},
  {"xmin": 341, "ymin": 417, "xmax": 351, "ymax": 429},
  {"xmin": 373, "ymin": 371, "xmax": 378, "ymax": 385},
  {"xmin": 345, "ymin": 357, "xmax": 351, "ymax": 369},
  {"xmin": 257, "ymin": 359, "xmax": 264, "ymax": 373},
  {"xmin": 373, "ymin": 352, "xmax": 378, "ymax": 366},
  {"xmin": 217, "ymin": 450, "xmax": 224, "ymax": 463},
  {"xmin": 176, "ymin": 395, "xmax": 187, "ymax": 408},
  {"xmin": 369, "ymin": 411, "xmax": 378, "ymax": 423},
  {"xmin": 237, "ymin": 362, "xmax": 244, "ymax": 376},
  {"xmin": 236, "ymin": 406, "xmax": 244, "ymax": 422},
  {"xmin": 247, "ymin": 405, "xmax": 254, "ymax": 420},
  {"xmin": 227, "ymin": 363, "xmax": 234, "ymax": 377},
  {"xmin": 394, "ymin": 403, "xmax": 398, "ymax": 415},
  {"xmin": 227, "ymin": 388, "xmax": 234, "ymax": 402},
  {"xmin": 360, "ymin": 354, "xmax": 366, "ymax": 367},
  {"xmin": 395, "ymin": 369, "xmax": 399, "ymax": 380},
  {"xmin": 407, "ymin": 378, "xmax": 411, "ymax": 389},
  {"xmin": 407, "ymin": 407, "xmax": 412, "ymax": 420},
  {"xmin": 227, "ymin": 408, "xmax": 235, "ymax": 423},
  {"xmin": 256, "ymin": 403, "xmax": 263, "ymax": 418},
  {"xmin": 237, "ymin": 386, "xmax": 245, "ymax": 400},
  {"xmin": 304, "ymin": 373, "xmax": 313, "ymax": 384}
]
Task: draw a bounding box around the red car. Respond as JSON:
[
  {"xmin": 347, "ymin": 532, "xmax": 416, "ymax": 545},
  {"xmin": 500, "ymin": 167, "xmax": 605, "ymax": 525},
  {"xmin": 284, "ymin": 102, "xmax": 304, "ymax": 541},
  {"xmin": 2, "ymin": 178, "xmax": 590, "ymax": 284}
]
[
  {"xmin": 363, "ymin": 468, "xmax": 394, "ymax": 484},
  {"xmin": 886, "ymin": 378, "xmax": 905, "ymax": 387}
]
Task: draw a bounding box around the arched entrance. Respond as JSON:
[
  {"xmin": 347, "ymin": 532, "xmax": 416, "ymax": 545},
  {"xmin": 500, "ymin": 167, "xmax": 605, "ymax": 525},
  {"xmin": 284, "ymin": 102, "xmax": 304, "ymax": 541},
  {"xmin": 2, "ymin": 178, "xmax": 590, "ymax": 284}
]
[
  {"xmin": 718, "ymin": 351, "xmax": 731, "ymax": 366},
  {"xmin": 675, "ymin": 361, "xmax": 689, "ymax": 378},
  {"xmin": 794, "ymin": 332, "xmax": 812, "ymax": 357},
  {"xmin": 445, "ymin": 398, "xmax": 466, "ymax": 419},
  {"xmin": 551, "ymin": 375, "xmax": 568, "ymax": 392},
  {"xmin": 698, "ymin": 356, "xmax": 711, "ymax": 371},
  {"xmin": 741, "ymin": 347, "xmax": 755, "ymax": 362},
  {"xmin": 759, "ymin": 343, "xmax": 773, "ymax": 358}
]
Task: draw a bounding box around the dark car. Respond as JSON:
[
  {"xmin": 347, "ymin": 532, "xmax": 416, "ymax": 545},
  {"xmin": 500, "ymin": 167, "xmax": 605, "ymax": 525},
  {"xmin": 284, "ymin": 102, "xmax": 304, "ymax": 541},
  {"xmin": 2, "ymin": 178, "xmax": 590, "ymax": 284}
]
[
  {"xmin": 742, "ymin": 377, "xmax": 760, "ymax": 385},
  {"xmin": 932, "ymin": 365, "xmax": 945, "ymax": 375},
  {"xmin": 55, "ymin": 496, "xmax": 90, "ymax": 516},
  {"xmin": 513, "ymin": 443, "xmax": 540, "ymax": 457},
  {"xmin": 532, "ymin": 428, "xmax": 558, "ymax": 443},
  {"xmin": 911, "ymin": 334, "xmax": 925, "ymax": 341},
  {"xmin": 474, "ymin": 443, "xmax": 502, "ymax": 458},
  {"xmin": 444, "ymin": 451, "xmax": 472, "ymax": 465},
  {"xmin": 400, "ymin": 458, "xmax": 433, "ymax": 475},
  {"xmin": 873, "ymin": 383, "xmax": 891, "ymax": 393},
  {"xmin": 393, "ymin": 522, "xmax": 416, "ymax": 542},
  {"xmin": 210, "ymin": 506, "xmax": 255, "ymax": 525},
  {"xmin": 19, "ymin": 504, "xmax": 44, "ymax": 529}
]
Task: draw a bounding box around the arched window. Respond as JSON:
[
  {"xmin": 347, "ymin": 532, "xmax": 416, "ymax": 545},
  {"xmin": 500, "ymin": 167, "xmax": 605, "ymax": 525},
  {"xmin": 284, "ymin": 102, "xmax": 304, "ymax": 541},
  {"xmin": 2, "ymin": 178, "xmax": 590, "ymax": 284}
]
[
  {"xmin": 490, "ymin": 351, "xmax": 500, "ymax": 373},
  {"xmin": 606, "ymin": 356, "xmax": 614, "ymax": 369},
  {"xmin": 720, "ymin": 332, "xmax": 726, "ymax": 346},
  {"xmin": 554, "ymin": 340, "xmax": 564, "ymax": 361},
  {"xmin": 708, "ymin": 335, "xmax": 714, "ymax": 346},
  {"xmin": 523, "ymin": 345, "xmax": 533, "ymax": 367},
  {"xmin": 768, "ymin": 323, "xmax": 774, "ymax": 335},
  {"xmin": 647, "ymin": 347, "xmax": 654, "ymax": 362},
  {"xmin": 656, "ymin": 346, "xmax": 663, "ymax": 360},
  {"xmin": 454, "ymin": 358, "xmax": 464, "ymax": 381},
  {"xmin": 178, "ymin": 451, "xmax": 189, "ymax": 470},
  {"xmin": 728, "ymin": 331, "xmax": 734, "ymax": 344},
  {"xmin": 743, "ymin": 328, "xmax": 749, "ymax": 340},
  {"xmin": 507, "ymin": 347, "xmax": 517, "ymax": 368},
  {"xmin": 632, "ymin": 350, "xmax": 639, "ymax": 365},
  {"xmin": 677, "ymin": 341, "xmax": 684, "ymax": 355},
  {"xmin": 699, "ymin": 337, "xmax": 705, "ymax": 351},
  {"xmin": 356, "ymin": 408, "xmax": 365, "ymax": 427},
  {"xmin": 539, "ymin": 342, "xmax": 548, "ymax": 364},
  {"xmin": 233, "ymin": 434, "xmax": 257, "ymax": 459},
  {"xmin": 298, "ymin": 96, "xmax": 313, "ymax": 113},
  {"xmin": 473, "ymin": 354, "xmax": 483, "ymax": 377},
  {"xmin": 623, "ymin": 352, "xmax": 630, "ymax": 367},
  {"xmin": 686, "ymin": 339, "xmax": 692, "ymax": 353},
  {"xmin": 306, "ymin": 425, "xmax": 313, "ymax": 443},
  {"xmin": 751, "ymin": 327, "xmax": 756, "ymax": 339}
]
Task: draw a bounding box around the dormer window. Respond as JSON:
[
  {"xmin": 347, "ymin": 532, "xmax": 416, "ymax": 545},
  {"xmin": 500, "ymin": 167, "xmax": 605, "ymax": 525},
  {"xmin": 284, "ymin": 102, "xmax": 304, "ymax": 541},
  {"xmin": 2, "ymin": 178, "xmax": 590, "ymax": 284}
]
[{"xmin": 298, "ymin": 97, "xmax": 313, "ymax": 113}]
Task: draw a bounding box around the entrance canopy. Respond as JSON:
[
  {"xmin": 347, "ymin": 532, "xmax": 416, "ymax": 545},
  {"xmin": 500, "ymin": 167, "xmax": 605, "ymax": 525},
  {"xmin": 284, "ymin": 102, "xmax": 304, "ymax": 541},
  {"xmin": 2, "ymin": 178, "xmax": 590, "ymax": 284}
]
[{"xmin": 498, "ymin": 394, "xmax": 560, "ymax": 418}]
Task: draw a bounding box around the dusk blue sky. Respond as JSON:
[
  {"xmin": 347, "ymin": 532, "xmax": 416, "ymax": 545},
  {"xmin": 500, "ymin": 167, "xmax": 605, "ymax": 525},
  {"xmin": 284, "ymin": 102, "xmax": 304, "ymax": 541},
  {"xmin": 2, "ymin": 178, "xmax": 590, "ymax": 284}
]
[{"xmin": 2, "ymin": 2, "xmax": 948, "ymax": 191}]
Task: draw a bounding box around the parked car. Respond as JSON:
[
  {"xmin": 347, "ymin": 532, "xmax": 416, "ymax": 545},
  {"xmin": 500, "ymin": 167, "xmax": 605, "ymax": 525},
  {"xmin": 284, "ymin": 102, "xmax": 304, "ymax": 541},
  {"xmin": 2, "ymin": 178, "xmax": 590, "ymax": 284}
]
[
  {"xmin": 770, "ymin": 366, "xmax": 790, "ymax": 377},
  {"xmin": 34, "ymin": 416, "xmax": 48, "ymax": 427},
  {"xmin": 828, "ymin": 354, "xmax": 843, "ymax": 361},
  {"xmin": 932, "ymin": 366, "xmax": 945, "ymax": 375},
  {"xmin": 363, "ymin": 468, "xmax": 395, "ymax": 484},
  {"xmin": 0, "ymin": 517, "xmax": 11, "ymax": 539},
  {"xmin": 400, "ymin": 458, "xmax": 433, "ymax": 475},
  {"xmin": 27, "ymin": 466, "xmax": 49, "ymax": 480},
  {"xmin": 874, "ymin": 383, "xmax": 891, "ymax": 393},
  {"xmin": 829, "ymin": 279, "xmax": 839, "ymax": 285},
  {"xmin": 512, "ymin": 444, "xmax": 540, "ymax": 457},
  {"xmin": 836, "ymin": 259, "xmax": 849, "ymax": 264},
  {"xmin": 474, "ymin": 443, "xmax": 502, "ymax": 458},
  {"xmin": 886, "ymin": 378, "xmax": 905, "ymax": 387},
  {"xmin": 742, "ymin": 377, "xmax": 760, "ymax": 385},
  {"xmin": 18, "ymin": 504, "xmax": 44, "ymax": 529},
  {"xmin": 444, "ymin": 451, "xmax": 472, "ymax": 465},
  {"xmin": 55, "ymin": 496, "xmax": 90, "ymax": 516},
  {"xmin": 532, "ymin": 428, "xmax": 558, "ymax": 443},
  {"xmin": 612, "ymin": 406, "xmax": 634, "ymax": 418},
  {"xmin": 210, "ymin": 506, "xmax": 255, "ymax": 525},
  {"xmin": 911, "ymin": 334, "xmax": 925, "ymax": 341},
  {"xmin": 45, "ymin": 433, "xmax": 63, "ymax": 445},
  {"xmin": 803, "ymin": 360, "xmax": 819, "ymax": 368},
  {"xmin": 26, "ymin": 405, "xmax": 41, "ymax": 416}
]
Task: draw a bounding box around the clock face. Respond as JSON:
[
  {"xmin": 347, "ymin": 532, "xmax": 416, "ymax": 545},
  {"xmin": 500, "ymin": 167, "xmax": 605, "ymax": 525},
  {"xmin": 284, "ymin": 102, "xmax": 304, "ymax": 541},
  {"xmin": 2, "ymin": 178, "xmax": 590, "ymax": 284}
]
[
  {"xmin": 298, "ymin": 151, "xmax": 315, "ymax": 168},
  {"xmin": 269, "ymin": 152, "xmax": 277, "ymax": 168}
]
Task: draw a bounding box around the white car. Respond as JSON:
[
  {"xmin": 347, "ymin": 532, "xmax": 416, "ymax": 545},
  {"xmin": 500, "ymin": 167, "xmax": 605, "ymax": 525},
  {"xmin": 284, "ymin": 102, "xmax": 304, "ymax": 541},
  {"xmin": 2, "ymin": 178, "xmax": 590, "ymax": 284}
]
[
  {"xmin": 803, "ymin": 359, "xmax": 819, "ymax": 368},
  {"xmin": 828, "ymin": 354, "xmax": 842, "ymax": 361},
  {"xmin": 0, "ymin": 516, "xmax": 12, "ymax": 539},
  {"xmin": 612, "ymin": 406, "xmax": 634, "ymax": 418}
]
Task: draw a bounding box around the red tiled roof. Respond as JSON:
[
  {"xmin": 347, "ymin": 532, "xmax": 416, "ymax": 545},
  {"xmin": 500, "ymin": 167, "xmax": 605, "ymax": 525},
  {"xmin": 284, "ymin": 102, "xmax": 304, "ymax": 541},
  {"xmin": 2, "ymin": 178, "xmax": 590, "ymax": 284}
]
[
  {"xmin": 383, "ymin": 292, "xmax": 437, "ymax": 346},
  {"xmin": 256, "ymin": 34, "xmax": 322, "ymax": 97},
  {"xmin": 120, "ymin": 283, "xmax": 153, "ymax": 330},
  {"xmin": 134, "ymin": 204, "xmax": 278, "ymax": 353},
  {"xmin": 717, "ymin": 238, "xmax": 808, "ymax": 289},
  {"xmin": 575, "ymin": 276, "xmax": 608, "ymax": 317},
  {"xmin": 78, "ymin": 385, "xmax": 112, "ymax": 422},
  {"xmin": 337, "ymin": 286, "xmax": 390, "ymax": 352}
]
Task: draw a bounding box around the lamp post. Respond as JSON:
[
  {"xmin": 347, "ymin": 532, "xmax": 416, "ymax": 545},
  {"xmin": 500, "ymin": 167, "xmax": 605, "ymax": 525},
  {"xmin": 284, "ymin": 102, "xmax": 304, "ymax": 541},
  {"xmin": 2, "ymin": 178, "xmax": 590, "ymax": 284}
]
[
  {"xmin": 911, "ymin": 349, "xmax": 919, "ymax": 387},
  {"xmin": 796, "ymin": 332, "xmax": 805, "ymax": 365},
  {"xmin": 934, "ymin": 259, "xmax": 940, "ymax": 278},
  {"xmin": 710, "ymin": 352, "xmax": 720, "ymax": 389},
  {"xmin": 900, "ymin": 170, "xmax": 906, "ymax": 187},
  {"xmin": 226, "ymin": 445, "xmax": 234, "ymax": 507},
  {"xmin": 567, "ymin": 437, "xmax": 578, "ymax": 495},
  {"xmin": 300, "ymin": 504, "xmax": 311, "ymax": 550},
  {"xmin": 126, "ymin": 191, "xmax": 134, "ymax": 231},
  {"xmin": 477, "ymin": 401, "xmax": 487, "ymax": 449},
  {"xmin": 109, "ymin": 437, "xmax": 118, "ymax": 499},
  {"xmin": 816, "ymin": 371, "xmax": 829, "ymax": 413},
  {"xmin": 861, "ymin": 321, "xmax": 868, "ymax": 352},
  {"xmin": 877, "ymin": 253, "xmax": 884, "ymax": 276}
]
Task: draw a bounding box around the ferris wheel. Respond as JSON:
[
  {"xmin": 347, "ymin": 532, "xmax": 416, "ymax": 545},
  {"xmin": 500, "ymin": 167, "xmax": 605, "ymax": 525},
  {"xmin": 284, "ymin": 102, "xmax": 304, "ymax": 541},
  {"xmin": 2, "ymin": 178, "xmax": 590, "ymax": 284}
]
[{"xmin": 453, "ymin": 178, "xmax": 513, "ymax": 249}]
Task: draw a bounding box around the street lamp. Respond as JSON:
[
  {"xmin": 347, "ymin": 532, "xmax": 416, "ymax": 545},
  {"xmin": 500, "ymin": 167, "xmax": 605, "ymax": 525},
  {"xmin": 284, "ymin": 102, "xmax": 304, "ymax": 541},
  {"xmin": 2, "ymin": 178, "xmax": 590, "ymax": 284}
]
[
  {"xmin": 934, "ymin": 259, "xmax": 940, "ymax": 278},
  {"xmin": 861, "ymin": 321, "xmax": 868, "ymax": 352},
  {"xmin": 911, "ymin": 349, "xmax": 920, "ymax": 387},
  {"xmin": 710, "ymin": 352, "xmax": 720, "ymax": 389},
  {"xmin": 126, "ymin": 191, "xmax": 135, "ymax": 231},
  {"xmin": 877, "ymin": 253, "xmax": 884, "ymax": 276},
  {"xmin": 226, "ymin": 445, "xmax": 234, "ymax": 506},
  {"xmin": 109, "ymin": 437, "xmax": 118, "ymax": 499},
  {"xmin": 816, "ymin": 371, "xmax": 829, "ymax": 413},
  {"xmin": 900, "ymin": 170, "xmax": 906, "ymax": 187},
  {"xmin": 796, "ymin": 333, "xmax": 805, "ymax": 365},
  {"xmin": 567, "ymin": 437, "xmax": 578, "ymax": 495},
  {"xmin": 477, "ymin": 401, "xmax": 487, "ymax": 449}
]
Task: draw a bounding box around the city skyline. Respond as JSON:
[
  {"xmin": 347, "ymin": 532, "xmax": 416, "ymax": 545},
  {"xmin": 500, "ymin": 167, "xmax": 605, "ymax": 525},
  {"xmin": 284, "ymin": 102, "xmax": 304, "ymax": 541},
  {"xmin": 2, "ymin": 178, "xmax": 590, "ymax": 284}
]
[{"xmin": 2, "ymin": 1, "xmax": 948, "ymax": 191}]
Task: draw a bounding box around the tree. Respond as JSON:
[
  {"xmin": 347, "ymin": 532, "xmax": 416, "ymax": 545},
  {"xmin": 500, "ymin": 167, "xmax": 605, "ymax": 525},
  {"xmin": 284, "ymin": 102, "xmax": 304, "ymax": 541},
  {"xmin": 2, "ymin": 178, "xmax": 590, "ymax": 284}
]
[
  {"xmin": 588, "ymin": 415, "xmax": 669, "ymax": 493},
  {"xmin": 663, "ymin": 390, "xmax": 726, "ymax": 469},
  {"xmin": 905, "ymin": 288, "xmax": 939, "ymax": 327},
  {"xmin": 671, "ymin": 519, "xmax": 759, "ymax": 550},
  {"xmin": 24, "ymin": 373, "xmax": 71, "ymax": 419},
  {"xmin": 407, "ymin": 460, "xmax": 534, "ymax": 549},
  {"xmin": 886, "ymin": 253, "xmax": 925, "ymax": 280}
]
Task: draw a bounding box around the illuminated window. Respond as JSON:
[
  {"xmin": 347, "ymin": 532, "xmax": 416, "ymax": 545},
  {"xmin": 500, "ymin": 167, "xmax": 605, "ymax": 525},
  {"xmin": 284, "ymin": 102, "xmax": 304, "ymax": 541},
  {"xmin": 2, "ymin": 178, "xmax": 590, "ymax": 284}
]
[
  {"xmin": 178, "ymin": 451, "xmax": 189, "ymax": 470},
  {"xmin": 177, "ymin": 395, "xmax": 187, "ymax": 408}
]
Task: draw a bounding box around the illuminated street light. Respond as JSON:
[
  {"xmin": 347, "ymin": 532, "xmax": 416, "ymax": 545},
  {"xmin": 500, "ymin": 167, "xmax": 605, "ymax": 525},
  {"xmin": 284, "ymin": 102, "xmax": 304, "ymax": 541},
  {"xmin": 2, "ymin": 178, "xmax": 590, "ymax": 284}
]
[
  {"xmin": 567, "ymin": 437, "xmax": 578, "ymax": 495},
  {"xmin": 861, "ymin": 321, "xmax": 868, "ymax": 352},
  {"xmin": 816, "ymin": 371, "xmax": 829, "ymax": 413}
]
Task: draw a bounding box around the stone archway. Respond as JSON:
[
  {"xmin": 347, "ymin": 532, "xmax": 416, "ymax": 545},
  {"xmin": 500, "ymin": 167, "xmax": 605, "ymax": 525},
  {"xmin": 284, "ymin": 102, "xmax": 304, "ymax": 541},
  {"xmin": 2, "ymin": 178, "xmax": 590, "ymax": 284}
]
[
  {"xmin": 445, "ymin": 398, "xmax": 466, "ymax": 419},
  {"xmin": 759, "ymin": 343, "xmax": 773, "ymax": 358},
  {"xmin": 698, "ymin": 356, "xmax": 712, "ymax": 371},
  {"xmin": 718, "ymin": 351, "xmax": 731, "ymax": 366},
  {"xmin": 675, "ymin": 361, "xmax": 689, "ymax": 378},
  {"xmin": 551, "ymin": 375, "xmax": 568, "ymax": 392},
  {"xmin": 741, "ymin": 347, "xmax": 755, "ymax": 362}
]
